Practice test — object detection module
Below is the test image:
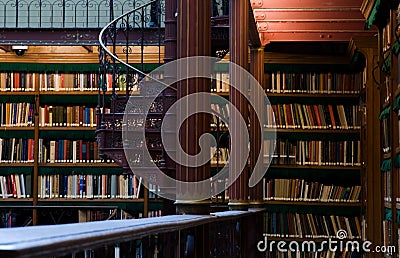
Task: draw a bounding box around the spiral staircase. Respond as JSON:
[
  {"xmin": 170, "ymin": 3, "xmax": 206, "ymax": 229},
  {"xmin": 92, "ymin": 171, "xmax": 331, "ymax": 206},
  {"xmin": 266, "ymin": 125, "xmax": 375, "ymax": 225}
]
[{"xmin": 96, "ymin": 0, "xmax": 229, "ymax": 201}]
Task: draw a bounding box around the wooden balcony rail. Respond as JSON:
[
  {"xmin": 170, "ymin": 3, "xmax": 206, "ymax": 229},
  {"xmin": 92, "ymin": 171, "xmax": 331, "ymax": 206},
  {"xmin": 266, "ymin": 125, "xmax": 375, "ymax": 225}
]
[{"xmin": 0, "ymin": 209, "xmax": 264, "ymax": 258}]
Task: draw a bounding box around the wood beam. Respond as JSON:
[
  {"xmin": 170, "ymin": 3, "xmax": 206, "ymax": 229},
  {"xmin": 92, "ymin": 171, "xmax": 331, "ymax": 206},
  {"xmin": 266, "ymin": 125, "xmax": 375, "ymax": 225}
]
[
  {"xmin": 264, "ymin": 51, "xmax": 351, "ymax": 65},
  {"xmin": 261, "ymin": 31, "xmax": 377, "ymax": 45},
  {"xmin": 249, "ymin": 3, "xmax": 262, "ymax": 48},
  {"xmin": 257, "ymin": 20, "xmax": 369, "ymax": 32},
  {"xmin": 251, "ymin": 0, "xmax": 362, "ymax": 9},
  {"xmin": 253, "ymin": 9, "xmax": 365, "ymax": 22}
]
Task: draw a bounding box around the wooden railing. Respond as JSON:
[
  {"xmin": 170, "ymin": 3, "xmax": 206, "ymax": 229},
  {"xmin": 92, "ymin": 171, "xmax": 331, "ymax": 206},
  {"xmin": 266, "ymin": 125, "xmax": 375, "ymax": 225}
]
[{"xmin": 0, "ymin": 209, "xmax": 264, "ymax": 258}]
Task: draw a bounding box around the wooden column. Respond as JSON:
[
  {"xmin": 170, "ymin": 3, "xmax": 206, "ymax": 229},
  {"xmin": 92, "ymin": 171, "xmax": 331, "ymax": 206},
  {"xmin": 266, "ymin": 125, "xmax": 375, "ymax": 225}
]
[
  {"xmin": 249, "ymin": 47, "xmax": 265, "ymax": 206},
  {"xmin": 164, "ymin": 0, "xmax": 177, "ymax": 64},
  {"xmin": 228, "ymin": 0, "xmax": 249, "ymax": 210},
  {"xmin": 162, "ymin": 0, "xmax": 177, "ymax": 216},
  {"xmin": 389, "ymin": 9, "xmax": 399, "ymax": 253},
  {"xmin": 350, "ymin": 37, "xmax": 381, "ymax": 257},
  {"xmin": 365, "ymin": 45, "xmax": 382, "ymax": 256},
  {"xmin": 175, "ymin": 0, "xmax": 211, "ymax": 215}
]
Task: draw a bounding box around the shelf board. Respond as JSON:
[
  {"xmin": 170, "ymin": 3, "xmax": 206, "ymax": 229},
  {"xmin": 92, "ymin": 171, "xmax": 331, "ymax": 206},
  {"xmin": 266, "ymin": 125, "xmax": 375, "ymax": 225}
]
[
  {"xmin": 265, "ymin": 128, "xmax": 360, "ymax": 134},
  {"xmin": 36, "ymin": 198, "xmax": 163, "ymax": 211},
  {"xmin": 266, "ymin": 93, "xmax": 360, "ymax": 98},
  {"xmin": 39, "ymin": 91, "xmax": 98, "ymax": 95},
  {"xmin": 383, "ymin": 152, "xmax": 391, "ymax": 160},
  {"xmin": 39, "ymin": 90, "xmax": 130, "ymax": 95},
  {"xmin": 0, "ymin": 91, "xmax": 36, "ymax": 95},
  {"xmin": 263, "ymin": 200, "xmax": 361, "ymax": 207},
  {"xmin": 211, "ymin": 92, "xmax": 229, "ymax": 97},
  {"xmin": 0, "ymin": 198, "xmax": 33, "ymax": 205},
  {"xmin": 39, "ymin": 162, "xmax": 118, "ymax": 167},
  {"xmin": 0, "ymin": 162, "xmax": 34, "ymax": 166},
  {"xmin": 396, "ymin": 146, "xmax": 400, "ymax": 155},
  {"xmin": 38, "ymin": 198, "xmax": 158, "ymax": 203},
  {"xmin": 40, "ymin": 126, "xmax": 96, "ymax": 131},
  {"xmin": 211, "ymin": 163, "xmax": 228, "ymax": 168},
  {"xmin": 268, "ymin": 164, "xmax": 362, "ymax": 170},
  {"xmin": 0, "ymin": 126, "xmax": 34, "ymax": 131}
]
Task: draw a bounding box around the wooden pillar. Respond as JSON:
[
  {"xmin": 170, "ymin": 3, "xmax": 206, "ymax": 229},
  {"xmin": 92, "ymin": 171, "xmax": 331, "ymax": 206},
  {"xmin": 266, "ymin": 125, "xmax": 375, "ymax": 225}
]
[
  {"xmin": 175, "ymin": 0, "xmax": 211, "ymax": 215},
  {"xmin": 389, "ymin": 9, "xmax": 399, "ymax": 253},
  {"xmin": 228, "ymin": 0, "xmax": 250, "ymax": 210},
  {"xmin": 351, "ymin": 38, "xmax": 381, "ymax": 256},
  {"xmin": 249, "ymin": 47, "xmax": 265, "ymax": 206},
  {"xmin": 164, "ymin": 0, "xmax": 177, "ymax": 64},
  {"xmin": 162, "ymin": 0, "xmax": 177, "ymax": 216}
]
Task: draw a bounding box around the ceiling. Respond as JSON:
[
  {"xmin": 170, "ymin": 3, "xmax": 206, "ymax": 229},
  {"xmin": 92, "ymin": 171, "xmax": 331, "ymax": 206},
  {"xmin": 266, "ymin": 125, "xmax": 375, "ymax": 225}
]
[{"xmin": 250, "ymin": 0, "xmax": 378, "ymax": 50}]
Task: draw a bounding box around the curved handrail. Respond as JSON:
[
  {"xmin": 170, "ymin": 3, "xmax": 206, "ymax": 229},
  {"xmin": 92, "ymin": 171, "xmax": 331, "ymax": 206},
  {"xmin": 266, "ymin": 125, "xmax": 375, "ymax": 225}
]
[{"xmin": 98, "ymin": 0, "xmax": 157, "ymax": 79}]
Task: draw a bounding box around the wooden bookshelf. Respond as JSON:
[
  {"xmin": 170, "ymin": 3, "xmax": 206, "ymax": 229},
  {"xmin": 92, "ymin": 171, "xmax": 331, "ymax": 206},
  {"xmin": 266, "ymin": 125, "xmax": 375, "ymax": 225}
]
[
  {"xmin": 261, "ymin": 50, "xmax": 366, "ymax": 243},
  {"xmin": 0, "ymin": 54, "xmax": 156, "ymax": 226}
]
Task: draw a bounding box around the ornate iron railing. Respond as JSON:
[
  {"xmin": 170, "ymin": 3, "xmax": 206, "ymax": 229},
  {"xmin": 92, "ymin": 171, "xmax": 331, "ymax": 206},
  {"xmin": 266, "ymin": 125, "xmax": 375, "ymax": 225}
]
[
  {"xmin": 96, "ymin": 0, "xmax": 169, "ymax": 177},
  {"xmin": 0, "ymin": 0, "xmax": 165, "ymax": 28}
]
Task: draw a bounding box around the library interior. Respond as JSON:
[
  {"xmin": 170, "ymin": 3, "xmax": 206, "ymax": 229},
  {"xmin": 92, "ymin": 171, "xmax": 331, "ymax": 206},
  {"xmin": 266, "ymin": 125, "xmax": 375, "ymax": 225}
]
[{"xmin": 0, "ymin": 0, "xmax": 398, "ymax": 257}]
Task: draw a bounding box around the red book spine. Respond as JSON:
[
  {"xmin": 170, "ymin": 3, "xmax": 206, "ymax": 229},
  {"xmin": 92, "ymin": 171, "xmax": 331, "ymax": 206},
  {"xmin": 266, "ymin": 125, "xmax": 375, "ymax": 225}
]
[
  {"xmin": 11, "ymin": 174, "xmax": 17, "ymax": 197},
  {"xmin": 328, "ymin": 105, "xmax": 336, "ymax": 129}
]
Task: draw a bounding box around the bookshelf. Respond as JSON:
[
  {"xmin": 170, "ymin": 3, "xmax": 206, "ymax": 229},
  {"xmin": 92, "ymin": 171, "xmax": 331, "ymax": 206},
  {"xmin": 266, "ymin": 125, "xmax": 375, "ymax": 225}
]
[
  {"xmin": 210, "ymin": 75, "xmax": 230, "ymax": 204},
  {"xmin": 261, "ymin": 51, "xmax": 367, "ymax": 255},
  {"xmin": 364, "ymin": 2, "xmax": 400, "ymax": 256},
  {"xmin": 0, "ymin": 46, "xmax": 162, "ymax": 227}
]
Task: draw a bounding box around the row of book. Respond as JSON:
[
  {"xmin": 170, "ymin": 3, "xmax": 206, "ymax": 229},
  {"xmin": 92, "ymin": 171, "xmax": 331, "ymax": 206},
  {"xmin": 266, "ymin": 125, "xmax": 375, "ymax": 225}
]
[
  {"xmin": 383, "ymin": 171, "xmax": 391, "ymax": 203},
  {"xmin": 0, "ymin": 138, "xmax": 34, "ymax": 162},
  {"xmin": 381, "ymin": 111, "xmax": 390, "ymax": 153},
  {"xmin": 382, "ymin": 219, "xmax": 393, "ymax": 256},
  {"xmin": 211, "ymin": 177, "xmax": 229, "ymax": 202},
  {"xmin": 265, "ymin": 104, "xmax": 360, "ymax": 129},
  {"xmin": 0, "ymin": 138, "xmax": 103, "ymax": 163},
  {"xmin": 211, "ymin": 72, "xmax": 230, "ymax": 93},
  {"xmin": 0, "ymin": 174, "xmax": 31, "ymax": 198},
  {"xmin": 37, "ymin": 174, "xmax": 144, "ymax": 199},
  {"xmin": 39, "ymin": 105, "xmax": 97, "ymax": 127},
  {"xmin": 0, "ymin": 72, "xmax": 100, "ymax": 91},
  {"xmin": 264, "ymin": 139, "xmax": 361, "ymax": 166},
  {"xmin": 210, "ymin": 103, "xmax": 229, "ymax": 129},
  {"xmin": 39, "ymin": 139, "xmax": 100, "ymax": 163},
  {"xmin": 265, "ymin": 72, "xmax": 363, "ymax": 94},
  {"xmin": 263, "ymin": 178, "xmax": 361, "ymax": 202},
  {"xmin": 210, "ymin": 147, "xmax": 229, "ymax": 165},
  {"xmin": 265, "ymin": 212, "xmax": 362, "ymax": 239},
  {"xmin": 0, "ymin": 103, "xmax": 34, "ymax": 127},
  {"xmin": 0, "ymin": 72, "xmax": 141, "ymax": 92}
]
